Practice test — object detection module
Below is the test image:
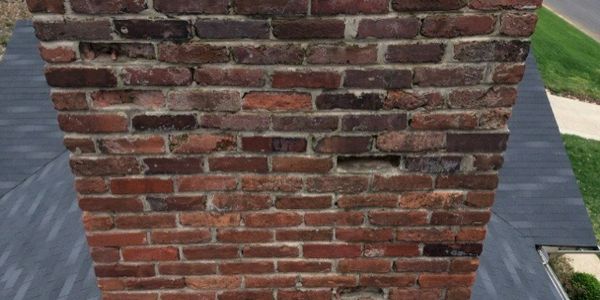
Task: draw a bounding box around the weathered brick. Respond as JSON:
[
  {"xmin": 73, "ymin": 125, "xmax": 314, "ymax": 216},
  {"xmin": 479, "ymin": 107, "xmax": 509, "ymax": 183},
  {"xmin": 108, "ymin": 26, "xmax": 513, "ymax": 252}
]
[
  {"xmin": 314, "ymin": 136, "xmax": 371, "ymax": 154},
  {"xmin": 71, "ymin": 0, "xmax": 147, "ymax": 14},
  {"xmin": 307, "ymin": 44, "xmax": 378, "ymax": 64},
  {"xmin": 111, "ymin": 178, "xmax": 174, "ymax": 194},
  {"xmin": 233, "ymin": 0, "xmax": 308, "ymax": 15},
  {"xmin": 195, "ymin": 20, "xmax": 270, "ymax": 39},
  {"xmin": 201, "ymin": 114, "xmax": 270, "ymax": 131},
  {"xmin": 422, "ymin": 15, "xmax": 496, "ymax": 38},
  {"xmin": 154, "ymin": 0, "xmax": 228, "ymax": 14},
  {"xmin": 147, "ymin": 196, "xmax": 207, "ymax": 211},
  {"xmin": 493, "ymin": 63, "xmax": 526, "ymax": 84},
  {"xmin": 385, "ymin": 91, "xmax": 444, "ymax": 110},
  {"xmin": 411, "ymin": 112, "xmax": 478, "ymax": 130},
  {"xmin": 80, "ymin": 42, "xmax": 156, "ymax": 61},
  {"xmin": 469, "ymin": 0, "xmax": 543, "ymax": 10},
  {"xmin": 414, "ymin": 67, "xmax": 485, "ymax": 87},
  {"xmin": 377, "ymin": 132, "xmax": 445, "ymax": 152},
  {"xmin": 241, "ymin": 175, "xmax": 303, "ymax": 192},
  {"xmin": 99, "ymin": 136, "xmax": 166, "ymax": 155},
  {"xmin": 51, "ymin": 92, "xmax": 87, "ymax": 111},
  {"xmin": 170, "ymin": 134, "xmax": 236, "ymax": 154},
  {"xmin": 386, "ymin": 43, "xmax": 445, "ymax": 63},
  {"xmin": 316, "ymin": 93, "xmax": 384, "ymax": 110},
  {"xmin": 209, "ymin": 157, "xmax": 269, "ymax": 173},
  {"xmin": 46, "ymin": 67, "xmax": 117, "ymax": 87},
  {"xmin": 158, "ymin": 43, "xmax": 229, "ymax": 64},
  {"xmin": 242, "ymin": 136, "xmax": 307, "ymax": 153},
  {"xmin": 168, "ymin": 91, "xmax": 240, "ymax": 112},
  {"xmin": 392, "ymin": 0, "xmax": 465, "ymax": 11},
  {"xmin": 64, "ymin": 137, "xmax": 96, "ymax": 153},
  {"xmin": 312, "ymin": 0, "xmax": 388, "ymax": 15},
  {"xmin": 371, "ymin": 175, "xmax": 433, "ymax": 192},
  {"xmin": 454, "ymin": 40, "xmax": 530, "ymax": 62},
  {"xmin": 39, "ymin": 43, "xmax": 76, "ymax": 63},
  {"xmin": 447, "ymin": 133, "xmax": 509, "ymax": 152},
  {"xmin": 342, "ymin": 114, "xmax": 407, "ymax": 131},
  {"xmin": 114, "ymin": 20, "xmax": 191, "ymax": 40},
  {"xmin": 143, "ymin": 157, "xmax": 204, "ymax": 174},
  {"xmin": 91, "ymin": 90, "xmax": 165, "ymax": 109},
  {"xmin": 273, "ymin": 19, "xmax": 345, "ymax": 39},
  {"xmin": 357, "ymin": 17, "xmax": 420, "ymax": 39},
  {"xmin": 26, "ymin": 0, "xmax": 64, "ymax": 13},
  {"xmin": 177, "ymin": 175, "xmax": 237, "ymax": 192},
  {"xmin": 122, "ymin": 67, "xmax": 193, "ymax": 86},
  {"xmin": 306, "ymin": 176, "xmax": 369, "ymax": 193},
  {"xmin": 232, "ymin": 44, "xmax": 304, "ymax": 65},
  {"xmin": 59, "ymin": 114, "xmax": 128, "ymax": 133},
  {"xmin": 344, "ymin": 69, "xmax": 412, "ymax": 89},
  {"xmin": 501, "ymin": 12, "xmax": 538, "ymax": 37},
  {"xmin": 272, "ymin": 156, "xmax": 334, "ymax": 173},
  {"xmin": 34, "ymin": 20, "xmax": 112, "ymax": 40},
  {"xmin": 449, "ymin": 87, "xmax": 518, "ymax": 109},
  {"xmin": 272, "ymin": 71, "xmax": 341, "ymax": 89},
  {"xmin": 243, "ymin": 92, "xmax": 312, "ymax": 111},
  {"xmin": 195, "ymin": 68, "xmax": 265, "ymax": 87},
  {"xmin": 132, "ymin": 114, "xmax": 198, "ymax": 131}
]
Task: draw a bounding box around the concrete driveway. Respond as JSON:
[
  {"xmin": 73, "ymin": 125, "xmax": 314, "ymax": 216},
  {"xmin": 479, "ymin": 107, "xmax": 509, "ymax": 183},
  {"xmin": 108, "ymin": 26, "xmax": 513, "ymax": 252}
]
[
  {"xmin": 549, "ymin": 93, "xmax": 600, "ymax": 141},
  {"xmin": 544, "ymin": 0, "xmax": 600, "ymax": 41}
]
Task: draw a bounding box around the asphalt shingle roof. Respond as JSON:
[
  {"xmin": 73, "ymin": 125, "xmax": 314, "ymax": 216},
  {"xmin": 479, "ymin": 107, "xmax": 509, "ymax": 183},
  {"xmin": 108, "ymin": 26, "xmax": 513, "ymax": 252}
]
[{"xmin": 0, "ymin": 21, "xmax": 596, "ymax": 300}]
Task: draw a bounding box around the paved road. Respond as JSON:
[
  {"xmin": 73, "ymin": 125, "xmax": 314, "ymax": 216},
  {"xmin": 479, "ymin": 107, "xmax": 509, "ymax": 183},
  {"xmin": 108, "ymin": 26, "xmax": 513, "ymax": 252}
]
[{"xmin": 544, "ymin": 0, "xmax": 600, "ymax": 41}]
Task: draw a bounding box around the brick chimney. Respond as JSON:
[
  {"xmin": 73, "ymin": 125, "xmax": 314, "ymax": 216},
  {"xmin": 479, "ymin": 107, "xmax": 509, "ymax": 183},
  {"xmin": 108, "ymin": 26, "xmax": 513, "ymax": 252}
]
[{"xmin": 28, "ymin": 0, "xmax": 542, "ymax": 299}]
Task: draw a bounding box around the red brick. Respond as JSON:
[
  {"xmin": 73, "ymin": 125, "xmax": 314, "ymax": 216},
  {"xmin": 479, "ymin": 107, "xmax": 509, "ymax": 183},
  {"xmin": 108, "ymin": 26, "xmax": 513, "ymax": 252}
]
[
  {"xmin": 70, "ymin": 157, "xmax": 141, "ymax": 176},
  {"xmin": 71, "ymin": 0, "xmax": 146, "ymax": 13},
  {"xmin": 301, "ymin": 275, "xmax": 357, "ymax": 287},
  {"xmin": 162, "ymin": 292, "xmax": 215, "ymax": 300},
  {"xmin": 80, "ymin": 42, "xmax": 155, "ymax": 61},
  {"xmin": 465, "ymin": 192, "xmax": 496, "ymax": 208},
  {"xmin": 195, "ymin": 68, "xmax": 265, "ymax": 87},
  {"xmin": 79, "ymin": 196, "xmax": 144, "ymax": 213},
  {"xmin": 34, "ymin": 20, "xmax": 112, "ymax": 41},
  {"xmin": 303, "ymin": 244, "xmax": 362, "ymax": 258},
  {"xmin": 154, "ymin": 0, "xmax": 228, "ymax": 13},
  {"xmin": 243, "ymin": 245, "xmax": 299, "ymax": 257},
  {"xmin": 276, "ymin": 195, "xmax": 332, "ymax": 209},
  {"xmin": 418, "ymin": 273, "xmax": 476, "ymax": 288},
  {"xmin": 195, "ymin": 20, "xmax": 269, "ymax": 39},
  {"xmin": 336, "ymin": 228, "xmax": 394, "ymax": 242},
  {"xmin": 217, "ymin": 229, "xmax": 273, "ymax": 243},
  {"xmin": 147, "ymin": 196, "xmax": 206, "ymax": 211},
  {"xmin": 430, "ymin": 211, "xmax": 491, "ymax": 226},
  {"xmin": 64, "ymin": 137, "xmax": 96, "ymax": 153},
  {"xmin": 26, "ymin": 0, "xmax": 65, "ymax": 13},
  {"xmin": 83, "ymin": 213, "xmax": 113, "ymax": 231},
  {"xmin": 151, "ymin": 229, "xmax": 211, "ymax": 244},
  {"xmin": 453, "ymin": 40, "xmax": 530, "ymax": 62},
  {"xmin": 372, "ymin": 175, "xmax": 433, "ymax": 192},
  {"xmin": 143, "ymin": 157, "xmax": 203, "ymax": 175},
  {"xmin": 414, "ymin": 66, "xmax": 485, "ymax": 87},
  {"xmin": 233, "ymin": 0, "xmax": 308, "ymax": 15},
  {"xmin": 342, "ymin": 114, "xmax": 407, "ymax": 131},
  {"xmin": 272, "ymin": 156, "xmax": 333, "ymax": 173},
  {"xmin": 99, "ymin": 136, "xmax": 166, "ymax": 155},
  {"xmin": 180, "ymin": 212, "xmax": 241, "ymax": 227},
  {"xmin": 219, "ymin": 262, "xmax": 274, "ymax": 274},
  {"xmin": 158, "ymin": 262, "xmax": 216, "ymax": 275},
  {"xmin": 392, "ymin": 0, "xmax": 465, "ymax": 11},
  {"xmin": 316, "ymin": 93, "xmax": 384, "ymax": 110},
  {"xmin": 114, "ymin": 19, "xmax": 191, "ymax": 39},
  {"xmin": 276, "ymin": 229, "xmax": 333, "ymax": 241},
  {"xmin": 39, "ymin": 44, "xmax": 76, "ymax": 63},
  {"xmin": 273, "ymin": 19, "xmax": 345, "ymax": 39},
  {"xmin": 75, "ymin": 177, "xmax": 108, "ymax": 194},
  {"xmin": 376, "ymin": 132, "xmax": 445, "ymax": 152},
  {"xmin": 359, "ymin": 275, "xmax": 416, "ymax": 287},
  {"xmin": 185, "ymin": 276, "xmax": 241, "ymax": 289},
  {"xmin": 305, "ymin": 212, "xmax": 364, "ymax": 226},
  {"xmin": 232, "ymin": 44, "xmax": 304, "ymax": 65},
  {"xmin": 277, "ymin": 261, "xmax": 332, "ymax": 273},
  {"xmin": 244, "ymin": 212, "xmax": 303, "ymax": 227},
  {"xmin": 168, "ymin": 91, "xmax": 241, "ymax": 112},
  {"xmin": 201, "ymin": 114, "xmax": 270, "ymax": 131},
  {"xmin": 423, "ymin": 244, "xmax": 483, "ymax": 257},
  {"xmin": 183, "ymin": 246, "xmax": 239, "ymax": 260},
  {"xmin": 177, "ymin": 176, "xmax": 237, "ymax": 192},
  {"xmin": 243, "ymin": 136, "xmax": 307, "ymax": 153},
  {"xmin": 87, "ymin": 232, "xmax": 147, "ymax": 247},
  {"xmin": 450, "ymin": 259, "xmax": 480, "ymax": 273},
  {"xmin": 209, "ymin": 157, "xmax": 268, "ymax": 173},
  {"xmin": 422, "ymin": 15, "xmax": 496, "ymax": 38},
  {"xmin": 245, "ymin": 275, "xmax": 296, "ymax": 288},
  {"xmin": 469, "ymin": 0, "xmax": 542, "ymax": 10},
  {"xmin": 396, "ymin": 259, "xmax": 450, "ymax": 272},
  {"xmin": 91, "ymin": 90, "xmax": 165, "ymax": 110},
  {"xmin": 132, "ymin": 114, "xmax": 198, "ymax": 132},
  {"xmin": 122, "ymin": 247, "xmax": 179, "ymax": 261},
  {"xmin": 315, "ymin": 136, "xmax": 371, "ymax": 154},
  {"xmin": 411, "ymin": 112, "xmax": 478, "ymax": 130},
  {"xmin": 272, "ymin": 71, "xmax": 341, "ymax": 89},
  {"xmin": 272, "ymin": 116, "xmax": 338, "ymax": 132},
  {"xmin": 312, "ymin": 0, "xmax": 388, "ymax": 15},
  {"xmin": 396, "ymin": 228, "xmax": 455, "ymax": 243},
  {"xmin": 51, "ymin": 92, "xmax": 87, "ymax": 111},
  {"xmin": 337, "ymin": 194, "xmax": 398, "ymax": 208},
  {"xmin": 363, "ymin": 243, "xmax": 420, "ymax": 257},
  {"xmin": 306, "ymin": 176, "xmax": 369, "ymax": 193},
  {"xmin": 449, "ymin": 87, "xmax": 518, "ymax": 109},
  {"xmin": 95, "ymin": 264, "xmax": 155, "ymax": 279},
  {"xmin": 110, "ymin": 178, "xmax": 174, "ymax": 194},
  {"xmin": 389, "ymin": 288, "xmax": 442, "ymax": 300},
  {"xmin": 357, "ymin": 17, "xmax": 420, "ymax": 39},
  {"xmin": 241, "ymin": 175, "xmax": 303, "ymax": 192},
  {"xmin": 158, "ymin": 43, "xmax": 229, "ymax": 64},
  {"xmin": 170, "ymin": 134, "xmax": 236, "ymax": 154},
  {"xmin": 399, "ymin": 192, "xmax": 464, "ymax": 209},
  {"xmin": 218, "ymin": 290, "xmax": 273, "ymax": 300},
  {"xmin": 308, "ymin": 44, "xmax": 377, "ymax": 64},
  {"xmin": 278, "ymin": 290, "xmax": 330, "ymax": 300},
  {"xmin": 493, "ymin": 64, "xmax": 526, "ymax": 84},
  {"xmin": 384, "ymin": 91, "xmax": 444, "ymax": 110},
  {"xmin": 212, "ymin": 194, "xmax": 271, "ymax": 211},
  {"xmin": 501, "ymin": 13, "xmax": 538, "ymax": 37},
  {"xmin": 122, "ymin": 67, "xmax": 192, "ymax": 86},
  {"xmin": 368, "ymin": 210, "xmax": 429, "ymax": 226},
  {"xmin": 46, "ymin": 67, "xmax": 117, "ymax": 87},
  {"xmin": 91, "ymin": 247, "xmax": 120, "ymax": 263},
  {"xmin": 243, "ymin": 92, "xmax": 312, "ymax": 112},
  {"xmin": 386, "ymin": 43, "xmax": 445, "ymax": 63},
  {"xmin": 115, "ymin": 214, "xmax": 176, "ymax": 229},
  {"xmin": 338, "ymin": 259, "xmax": 391, "ymax": 273},
  {"xmin": 447, "ymin": 133, "xmax": 509, "ymax": 153}
]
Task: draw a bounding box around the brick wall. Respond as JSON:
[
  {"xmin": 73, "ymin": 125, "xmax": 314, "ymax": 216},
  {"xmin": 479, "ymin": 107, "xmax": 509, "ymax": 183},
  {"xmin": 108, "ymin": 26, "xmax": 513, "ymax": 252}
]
[{"xmin": 28, "ymin": 0, "xmax": 542, "ymax": 299}]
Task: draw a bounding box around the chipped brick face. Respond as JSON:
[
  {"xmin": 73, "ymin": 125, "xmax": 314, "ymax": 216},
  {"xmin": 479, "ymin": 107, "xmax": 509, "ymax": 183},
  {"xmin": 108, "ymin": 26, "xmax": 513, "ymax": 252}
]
[{"xmin": 27, "ymin": 0, "xmax": 541, "ymax": 299}]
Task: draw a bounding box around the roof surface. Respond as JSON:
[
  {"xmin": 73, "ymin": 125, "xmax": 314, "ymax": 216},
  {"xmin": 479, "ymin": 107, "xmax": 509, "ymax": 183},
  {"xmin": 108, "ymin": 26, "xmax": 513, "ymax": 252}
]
[{"xmin": 0, "ymin": 21, "xmax": 595, "ymax": 300}]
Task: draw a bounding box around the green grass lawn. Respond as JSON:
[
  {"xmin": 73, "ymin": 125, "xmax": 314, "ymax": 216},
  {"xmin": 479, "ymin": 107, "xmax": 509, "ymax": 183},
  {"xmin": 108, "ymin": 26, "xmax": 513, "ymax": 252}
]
[
  {"xmin": 532, "ymin": 7, "xmax": 600, "ymax": 103},
  {"xmin": 563, "ymin": 135, "xmax": 600, "ymax": 242}
]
